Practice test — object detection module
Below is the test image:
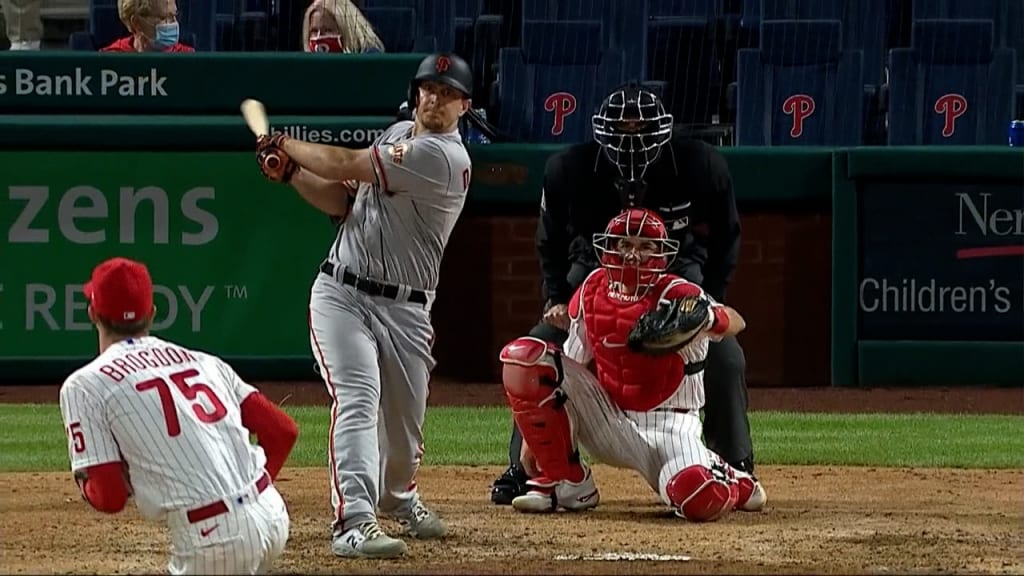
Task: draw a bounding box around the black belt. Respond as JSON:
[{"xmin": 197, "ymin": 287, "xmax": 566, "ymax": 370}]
[
  {"xmin": 320, "ymin": 261, "xmax": 428, "ymax": 305},
  {"xmin": 688, "ymin": 359, "xmax": 706, "ymax": 374}
]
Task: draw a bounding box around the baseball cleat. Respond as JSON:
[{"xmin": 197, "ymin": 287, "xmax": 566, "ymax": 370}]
[
  {"xmin": 511, "ymin": 466, "xmax": 600, "ymax": 513},
  {"xmin": 396, "ymin": 501, "xmax": 447, "ymax": 539},
  {"xmin": 735, "ymin": 478, "xmax": 767, "ymax": 512},
  {"xmin": 490, "ymin": 464, "xmax": 530, "ymax": 505},
  {"xmin": 332, "ymin": 520, "xmax": 408, "ymax": 559}
]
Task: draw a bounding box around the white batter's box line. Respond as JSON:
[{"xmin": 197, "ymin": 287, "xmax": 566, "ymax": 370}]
[{"xmin": 554, "ymin": 552, "xmax": 692, "ymax": 562}]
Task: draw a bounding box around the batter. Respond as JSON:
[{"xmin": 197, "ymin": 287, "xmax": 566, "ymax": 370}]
[{"xmin": 254, "ymin": 53, "xmax": 474, "ymax": 559}]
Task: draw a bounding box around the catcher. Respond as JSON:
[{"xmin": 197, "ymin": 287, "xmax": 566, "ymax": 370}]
[{"xmin": 499, "ymin": 208, "xmax": 766, "ymax": 520}]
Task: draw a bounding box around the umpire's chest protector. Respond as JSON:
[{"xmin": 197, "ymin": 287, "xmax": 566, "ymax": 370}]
[{"xmin": 580, "ymin": 275, "xmax": 686, "ymax": 412}]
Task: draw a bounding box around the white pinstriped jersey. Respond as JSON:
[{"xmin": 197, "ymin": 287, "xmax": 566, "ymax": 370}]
[
  {"xmin": 565, "ymin": 270, "xmax": 724, "ymax": 412},
  {"xmin": 59, "ymin": 336, "xmax": 268, "ymax": 521}
]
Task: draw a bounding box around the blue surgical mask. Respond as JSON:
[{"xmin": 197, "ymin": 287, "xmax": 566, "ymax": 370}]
[{"xmin": 153, "ymin": 21, "xmax": 179, "ymax": 50}]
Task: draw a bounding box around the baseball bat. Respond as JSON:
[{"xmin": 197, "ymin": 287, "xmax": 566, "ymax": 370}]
[{"xmin": 240, "ymin": 98, "xmax": 270, "ymax": 138}]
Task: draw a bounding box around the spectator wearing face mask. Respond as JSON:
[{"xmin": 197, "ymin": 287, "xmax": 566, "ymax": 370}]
[
  {"xmin": 302, "ymin": 0, "xmax": 384, "ymax": 54},
  {"xmin": 100, "ymin": 0, "xmax": 194, "ymax": 53}
]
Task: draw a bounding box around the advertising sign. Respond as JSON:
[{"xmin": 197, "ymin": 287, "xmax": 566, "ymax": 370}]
[
  {"xmin": 859, "ymin": 182, "xmax": 1024, "ymax": 341},
  {"xmin": 0, "ymin": 152, "xmax": 335, "ymax": 359}
]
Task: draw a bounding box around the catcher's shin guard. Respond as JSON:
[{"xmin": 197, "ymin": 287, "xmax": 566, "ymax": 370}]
[
  {"xmin": 499, "ymin": 337, "xmax": 583, "ymax": 483},
  {"xmin": 665, "ymin": 464, "xmax": 740, "ymax": 522}
]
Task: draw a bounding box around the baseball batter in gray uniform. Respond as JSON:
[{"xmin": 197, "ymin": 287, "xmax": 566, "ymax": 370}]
[{"xmin": 254, "ymin": 53, "xmax": 474, "ymax": 559}]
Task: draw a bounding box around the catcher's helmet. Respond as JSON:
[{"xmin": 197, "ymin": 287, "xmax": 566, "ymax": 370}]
[
  {"xmin": 592, "ymin": 83, "xmax": 674, "ymax": 182},
  {"xmin": 593, "ymin": 208, "xmax": 679, "ymax": 297},
  {"xmin": 410, "ymin": 53, "xmax": 473, "ymax": 104}
]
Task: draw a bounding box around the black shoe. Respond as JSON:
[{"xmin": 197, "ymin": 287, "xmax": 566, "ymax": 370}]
[
  {"xmin": 731, "ymin": 456, "xmax": 755, "ymax": 476},
  {"xmin": 490, "ymin": 465, "xmax": 530, "ymax": 505}
]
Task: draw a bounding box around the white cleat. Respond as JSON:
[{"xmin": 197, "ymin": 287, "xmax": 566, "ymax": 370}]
[
  {"xmin": 511, "ymin": 466, "xmax": 600, "ymax": 513},
  {"xmin": 332, "ymin": 520, "xmax": 408, "ymax": 559},
  {"xmin": 396, "ymin": 501, "xmax": 447, "ymax": 539}
]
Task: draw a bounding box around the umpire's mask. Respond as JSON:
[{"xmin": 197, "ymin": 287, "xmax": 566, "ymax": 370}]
[{"xmin": 592, "ymin": 84, "xmax": 674, "ymax": 183}]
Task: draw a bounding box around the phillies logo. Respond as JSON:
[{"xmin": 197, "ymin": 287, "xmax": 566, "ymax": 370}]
[
  {"xmin": 544, "ymin": 92, "xmax": 577, "ymax": 136},
  {"xmin": 934, "ymin": 93, "xmax": 967, "ymax": 138},
  {"xmin": 435, "ymin": 55, "xmax": 450, "ymax": 73},
  {"xmin": 782, "ymin": 94, "xmax": 815, "ymax": 138}
]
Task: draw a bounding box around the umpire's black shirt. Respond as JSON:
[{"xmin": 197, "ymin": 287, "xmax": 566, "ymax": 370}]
[{"xmin": 536, "ymin": 132, "xmax": 740, "ymax": 305}]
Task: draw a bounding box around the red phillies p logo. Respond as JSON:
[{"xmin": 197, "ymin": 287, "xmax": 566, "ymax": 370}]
[
  {"xmin": 782, "ymin": 94, "xmax": 815, "ymax": 138},
  {"xmin": 544, "ymin": 92, "xmax": 577, "ymax": 136},
  {"xmin": 435, "ymin": 55, "xmax": 450, "ymax": 73},
  {"xmin": 934, "ymin": 93, "xmax": 967, "ymax": 137}
]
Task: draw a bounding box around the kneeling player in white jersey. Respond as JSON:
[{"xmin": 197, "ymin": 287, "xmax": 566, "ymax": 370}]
[
  {"xmin": 499, "ymin": 209, "xmax": 766, "ymax": 521},
  {"xmin": 59, "ymin": 257, "xmax": 300, "ymax": 574}
]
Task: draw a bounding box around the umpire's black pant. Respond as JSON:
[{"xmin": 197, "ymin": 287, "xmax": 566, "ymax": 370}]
[{"xmin": 504, "ymin": 319, "xmax": 754, "ymax": 471}]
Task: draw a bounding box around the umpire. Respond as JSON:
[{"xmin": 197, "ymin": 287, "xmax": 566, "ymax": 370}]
[{"xmin": 490, "ymin": 82, "xmax": 755, "ymax": 504}]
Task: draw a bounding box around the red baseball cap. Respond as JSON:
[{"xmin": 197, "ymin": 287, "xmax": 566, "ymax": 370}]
[{"xmin": 83, "ymin": 257, "xmax": 154, "ymax": 323}]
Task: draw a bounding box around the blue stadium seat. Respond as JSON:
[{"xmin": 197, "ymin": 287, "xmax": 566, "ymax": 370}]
[
  {"xmin": 522, "ymin": 0, "xmax": 644, "ymax": 82},
  {"xmin": 454, "ymin": 0, "xmax": 506, "ymax": 105},
  {"xmin": 646, "ymin": 0, "xmax": 723, "ymax": 125},
  {"xmin": 740, "ymin": 0, "xmax": 761, "ymax": 31},
  {"xmin": 522, "ymin": 0, "xmax": 608, "ymax": 20},
  {"xmin": 736, "ymin": 20, "xmax": 865, "ymax": 145},
  {"xmin": 911, "ymin": 0, "xmax": 1003, "ymax": 39},
  {"xmin": 756, "ymin": 0, "xmax": 887, "ymax": 88},
  {"xmin": 178, "ymin": 0, "xmax": 216, "ymax": 51},
  {"xmin": 1008, "ymin": 0, "xmax": 1024, "ymax": 112},
  {"xmin": 496, "ymin": 20, "xmax": 625, "ymax": 143},
  {"xmin": 363, "ymin": 7, "xmax": 419, "ymax": 52},
  {"xmin": 887, "ymin": 20, "xmax": 1017, "ymax": 145},
  {"xmin": 362, "ymin": 0, "xmax": 453, "ymax": 51},
  {"xmin": 421, "ymin": 0, "xmax": 456, "ymax": 52},
  {"xmin": 89, "ymin": 4, "xmax": 124, "ymax": 48},
  {"xmin": 215, "ymin": 0, "xmax": 269, "ymax": 51}
]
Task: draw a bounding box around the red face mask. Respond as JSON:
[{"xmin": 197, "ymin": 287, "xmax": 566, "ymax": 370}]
[{"xmin": 309, "ymin": 35, "xmax": 343, "ymax": 53}]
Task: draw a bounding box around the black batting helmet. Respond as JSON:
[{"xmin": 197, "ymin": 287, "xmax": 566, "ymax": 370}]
[
  {"xmin": 592, "ymin": 83, "xmax": 674, "ymax": 182},
  {"xmin": 410, "ymin": 53, "xmax": 473, "ymax": 104}
]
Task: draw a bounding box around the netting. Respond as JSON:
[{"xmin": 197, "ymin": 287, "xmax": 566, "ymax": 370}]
[{"xmin": 70, "ymin": 0, "xmax": 1022, "ymax": 146}]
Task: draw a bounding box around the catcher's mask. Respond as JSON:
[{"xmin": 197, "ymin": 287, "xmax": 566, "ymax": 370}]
[
  {"xmin": 592, "ymin": 83, "xmax": 674, "ymax": 183},
  {"xmin": 593, "ymin": 208, "xmax": 679, "ymax": 298}
]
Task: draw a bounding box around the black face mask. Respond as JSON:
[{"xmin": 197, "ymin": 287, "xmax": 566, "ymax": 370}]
[{"xmin": 615, "ymin": 178, "xmax": 648, "ymax": 208}]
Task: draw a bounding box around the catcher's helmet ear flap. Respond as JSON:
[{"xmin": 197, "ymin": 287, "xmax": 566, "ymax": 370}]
[{"xmin": 410, "ymin": 53, "xmax": 473, "ymax": 106}]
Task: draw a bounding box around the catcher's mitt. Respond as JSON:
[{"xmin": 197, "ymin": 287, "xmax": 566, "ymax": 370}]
[
  {"xmin": 627, "ymin": 296, "xmax": 715, "ymax": 355},
  {"xmin": 256, "ymin": 133, "xmax": 298, "ymax": 183}
]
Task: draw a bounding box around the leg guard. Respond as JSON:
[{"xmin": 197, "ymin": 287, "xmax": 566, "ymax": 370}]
[
  {"xmin": 664, "ymin": 464, "xmax": 739, "ymax": 522},
  {"xmin": 500, "ymin": 337, "xmax": 583, "ymax": 483}
]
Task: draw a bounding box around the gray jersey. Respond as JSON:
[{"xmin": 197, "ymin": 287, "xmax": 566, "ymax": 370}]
[{"xmin": 328, "ymin": 120, "xmax": 471, "ymax": 293}]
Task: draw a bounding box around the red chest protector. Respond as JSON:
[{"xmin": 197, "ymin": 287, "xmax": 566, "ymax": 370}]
[{"xmin": 571, "ymin": 270, "xmax": 696, "ymax": 412}]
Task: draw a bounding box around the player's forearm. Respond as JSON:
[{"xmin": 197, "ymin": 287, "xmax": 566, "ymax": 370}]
[
  {"xmin": 75, "ymin": 462, "xmax": 130, "ymax": 514},
  {"xmin": 710, "ymin": 305, "xmax": 745, "ymax": 338},
  {"xmin": 290, "ymin": 169, "xmax": 354, "ymax": 218},
  {"xmin": 240, "ymin": 393, "xmax": 299, "ymax": 480},
  {"xmin": 283, "ymin": 139, "xmax": 363, "ymax": 183}
]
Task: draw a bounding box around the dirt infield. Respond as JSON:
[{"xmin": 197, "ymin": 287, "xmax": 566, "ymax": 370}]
[
  {"xmin": 1, "ymin": 382, "xmax": 1021, "ymax": 574},
  {"xmin": 1, "ymin": 465, "xmax": 1021, "ymax": 575}
]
